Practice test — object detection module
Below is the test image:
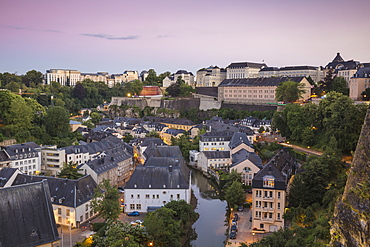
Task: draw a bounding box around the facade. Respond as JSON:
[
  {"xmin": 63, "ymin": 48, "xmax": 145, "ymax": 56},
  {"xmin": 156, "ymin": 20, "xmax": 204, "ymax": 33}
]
[
  {"xmin": 251, "ymin": 148, "xmax": 298, "ymax": 232},
  {"xmin": 230, "ymin": 149, "xmax": 262, "ymax": 186},
  {"xmin": 144, "ymin": 117, "xmax": 196, "ymax": 131},
  {"xmin": 0, "ymin": 180, "xmax": 60, "ymax": 247},
  {"xmin": 349, "ymin": 67, "xmax": 370, "ymax": 100},
  {"xmin": 197, "ymin": 151, "xmax": 231, "ymax": 172},
  {"xmin": 45, "ymin": 69, "xmax": 81, "ymax": 86},
  {"xmin": 199, "ymin": 131, "xmax": 235, "ymax": 151},
  {"xmin": 259, "ymin": 66, "xmax": 323, "ymax": 83},
  {"xmin": 226, "ymin": 62, "xmax": 267, "ymax": 79},
  {"xmin": 123, "ymin": 70, "xmax": 139, "ymax": 82},
  {"xmin": 0, "ymin": 142, "xmax": 41, "ymax": 175},
  {"xmin": 80, "ymin": 72, "xmax": 108, "ymax": 83},
  {"xmin": 324, "ymin": 53, "xmax": 362, "ymax": 85},
  {"xmin": 11, "ymin": 174, "xmax": 98, "ymax": 228},
  {"xmin": 124, "ymin": 156, "xmax": 191, "ymax": 213},
  {"xmin": 41, "ymin": 146, "xmax": 66, "ymax": 176},
  {"xmin": 161, "ymin": 129, "xmax": 185, "ymax": 145},
  {"xmin": 196, "ymin": 66, "xmax": 226, "ymax": 87},
  {"xmin": 218, "ymin": 76, "xmax": 311, "ymax": 104},
  {"xmin": 162, "ymin": 70, "xmax": 195, "ymax": 87}
]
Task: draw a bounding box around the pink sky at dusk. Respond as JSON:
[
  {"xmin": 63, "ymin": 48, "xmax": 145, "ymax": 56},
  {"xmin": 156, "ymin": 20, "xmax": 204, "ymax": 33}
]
[{"xmin": 1, "ymin": 0, "xmax": 370, "ymax": 75}]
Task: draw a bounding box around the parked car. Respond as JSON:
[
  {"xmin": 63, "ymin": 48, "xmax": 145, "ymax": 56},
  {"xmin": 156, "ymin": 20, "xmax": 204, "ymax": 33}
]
[
  {"xmin": 237, "ymin": 205, "xmax": 244, "ymax": 211},
  {"xmin": 233, "ymin": 214, "xmax": 239, "ymax": 221},
  {"xmin": 231, "ymin": 225, "xmax": 237, "ymax": 232},
  {"xmin": 127, "ymin": 211, "xmax": 140, "ymax": 216},
  {"xmin": 250, "ymin": 216, "xmax": 252, "ymax": 222},
  {"xmin": 232, "ymin": 218, "xmax": 238, "ymax": 225},
  {"xmin": 230, "ymin": 231, "xmax": 237, "ymax": 239}
]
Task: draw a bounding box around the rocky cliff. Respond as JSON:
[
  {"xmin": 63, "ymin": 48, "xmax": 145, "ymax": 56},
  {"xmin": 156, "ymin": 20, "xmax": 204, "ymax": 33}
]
[{"xmin": 330, "ymin": 106, "xmax": 370, "ymax": 247}]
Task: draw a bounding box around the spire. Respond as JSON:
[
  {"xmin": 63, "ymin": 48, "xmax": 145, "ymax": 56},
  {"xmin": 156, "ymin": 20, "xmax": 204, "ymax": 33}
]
[{"xmin": 332, "ymin": 52, "xmax": 344, "ymax": 63}]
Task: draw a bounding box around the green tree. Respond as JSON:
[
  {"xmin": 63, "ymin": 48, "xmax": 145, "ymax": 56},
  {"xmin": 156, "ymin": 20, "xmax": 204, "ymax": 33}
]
[
  {"xmin": 23, "ymin": 70, "xmax": 43, "ymax": 87},
  {"xmin": 5, "ymin": 96, "xmax": 33, "ymax": 135},
  {"xmin": 144, "ymin": 207, "xmax": 181, "ymax": 247},
  {"xmin": 57, "ymin": 161, "xmax": 84, "ymax": 179},
  {"xmin": 146, "ymin": 130, "xmax": 160, "ymax": 138},
  {"xmin": 164, "ymin": 200, "xmax": 199, "ymax": 228},
  {"xmin": 93, "ymin": 219, "xmax": 147, "ymax": 247},
  {"xmin": 331, "ymin": 77, "xmax": 349, "ymax": 95},
  {"xmin": 0, "ymin": 72, "xmax": 21, "ymax": 88},
  {"xmin": 361, "ymin": 87, "xmax": 370, "ymax": 100},
  {"xmin": 125, "ymin": 80, "xmax": 143, "ymax": 96},
  {"xmin": 6, "ymin": 81, "xmax": 20, "ymax": 92},
  {"xmin": 275, "ymin": 80, "xmax": 306, "ymax": 102},
  {"xmin": 91, "ymin": 179, "xmax": 120, "ymax": 221},
  {"xmin": 179, "ymin": 83, "xmax": 195, "ymax": 97},
  {"xmin": 45, "ymin": 106, "xmax": 70, "ymax": 138},
  {"xmin": 144, "ymin": 69, "xmax": 159, "ymax": 86},
  {"xmin": 90, "ymin": 112, "xmax": 102, "ymax": 125},
  {"xmin": 73, "ymin": 83, "xmax": 86, "ymax": 100},
  {"xmin": 224, "ymin": 180, "xmax": 245, "ymax": 209},
  {"xmin": 166, "ymin": 83, "xmax": 180, "ymax": 97}
]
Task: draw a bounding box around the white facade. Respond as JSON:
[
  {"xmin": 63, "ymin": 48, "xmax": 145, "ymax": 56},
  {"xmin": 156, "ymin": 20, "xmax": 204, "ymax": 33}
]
[
  {"xmin": 123, "ymin": 70, "xmax": 139, "ymax": 82},
  {"xmin": 53, "ymin": 201, "xmax": 95, "ymax": 228},
  {"xmin": 196, "ymin": 66, "xmax": 226, "ymax": 87},
  {"xmin": 199, "ymin": 139, "xmax": 230, "ymax": 151},
  {"xmin": 226, "ymin": 62, "xmax": 266, "ymax": 79},
  {"xmin": 41, "ymin": 146, "xmax": 66, "ymax": 176},
  {"xmin": 45, "ymin": 69, "xmax": 81, "ymax": 86},
  {"xmin": 124, "ymin": 187, "xmax": 191, "ymax": 213}
]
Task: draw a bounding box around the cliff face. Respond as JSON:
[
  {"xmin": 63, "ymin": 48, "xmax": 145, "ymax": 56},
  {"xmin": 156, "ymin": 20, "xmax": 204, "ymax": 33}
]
[{"xmin": 330, "ymin": 106, "xmax": 370, "ymax": 247}]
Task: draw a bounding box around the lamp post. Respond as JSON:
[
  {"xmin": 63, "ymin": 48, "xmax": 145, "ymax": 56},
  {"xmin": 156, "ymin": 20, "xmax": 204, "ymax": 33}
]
[{"xmin": 252, "ymin": 232, "xmax": 255, "ymax": 242}]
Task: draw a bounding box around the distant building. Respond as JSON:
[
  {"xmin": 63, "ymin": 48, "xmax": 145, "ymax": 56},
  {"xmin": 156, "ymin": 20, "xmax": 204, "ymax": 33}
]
[
  {"xmin": 0, "ymin": 180, "xmax": 61, "ymax": 247},
  {"xmin": 123, "ymin": 70, "xmax": 139, "ymax": 82},
  {"xmin": 218, "ymin": 76, "xmax": 311, "ymax": 104},
  {"xmin": 196, "ymin": 66, "xmax": 226, "ymax": 87},
  {"xmin": 349, "ymin": 66, "xmax": 370, "ymax": 100},
  {"xmin": 226, "ymin": 62, "xmax": 267, "ymax": 79},
  {"xmin": 80, "ymin": 72, "xmax": 109, "ymax": 83},
  {"xmin": 162, "ymin": 70, "xmax": 195, "ymax": 87},
  {"xmin": 197, "ymin": 151, "xmax": 231, "ymax": 172},
  {"xmin": 259, "ymin": 66, "xmax": 323, "ymax": 83},
  {"xmin": 199, "ymin": 131, "xmax": 235, "ymax": 152},
  {"xmin": 324, "ymin": 53, "xmax": 362, "ymax": 85},
  {"xmin": 45, "ymin": 69, "xmax": 81, "ymax": 86}
]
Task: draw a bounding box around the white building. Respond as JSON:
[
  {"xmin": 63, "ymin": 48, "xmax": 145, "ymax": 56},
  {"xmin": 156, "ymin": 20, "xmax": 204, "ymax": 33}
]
[
  {"xmin": 226, "ymin": 62, "xmax": 267, "ymax": 79},
  {"xmin": 123, "ymin": 70, "xmax": 139, "ymax": 82},
  {"xmin": 0, "ymin": 142, "xmax": 41, "ymax": 175},
  {"xmin": 162, "ymin": 70, "xmax": 195, "ymax": 87},
  {"xmin": 45, "ymin": 69, "xmax": 81, "ymax": 86},
  {"xmin": 197, "ymin": 151, "xmax": 231, "ymax": 172},
  {"xmin": 124, "ymin": 157, "xmax": 191, "ymax": 213},
  {"xmin": 41, "ymin": 145, "xmax": 66, "ymax": 176},
  {"xmin": 196, "ymin": 66, "xmax": 226, "ymax": 87},
  {"xmin": 199, "ymin": 131, "xmax": 235, "ymax": 151},
  {"xmin": 259, "ymin": 66, "xmax": 323, "ymax": 83}
]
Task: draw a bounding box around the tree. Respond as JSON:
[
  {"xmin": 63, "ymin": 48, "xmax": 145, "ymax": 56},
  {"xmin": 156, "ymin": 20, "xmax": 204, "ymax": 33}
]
[
  {"xmin": 146, "ymin": 130, "xmax": 160, "ymax": 138},
  {"xmin": 166, "ymin": 83, "xmax": 180, "ymax": 97},
  {"xmin": 93, "ymin": 219, "xmax": 147, "ymax": 247},
  {"xmin": 57, "ymin": 161, "xmax": 84, "ymax": 179},
  {"xmin": 145, "ymin": 69, "xmax": 159, "ymax": 86},
  {"xmin": 331, "ymin": 77, "xmax": 349, "ymax": 95},
  {"xmin": 224, "ymin": 180, "xmax": 245, "ymax": 209},
  {"xmin": 275, "ymin": 80, "xmax": 306, "ymax": 102},
  {"xmin": 176, "ymin": 76, "xmax": 185, "ymax": 85},
  {"xmin": 361, "ymin": 87, "xmax": 370, "ymax": 100},
  {"xmin": 73, "ymin": 83, "xmax": 86, "ymax": 100},
  {"xmin": 23, "ymin": 70, "xmax": 43, "ymax": 87},
  {"xmin": 125, "ymin": 80, "xmax": 143, "ymax": 96},
  {"xmin": 6, "ymin": 96, "xmax": 33, "ymax": 135},
  {"xmin": 90, "ymin": 112, "xmax": 102, "ymax": 125},
  {"xmin": 179, "ymin": 83, "xmax": 195, "ymax": 97},
  {"xmin": 321, "ymin": 69, "xmax": 335, "ymax": 92},
  {"xmin": 164, "ymin": 200, "xmax": 199, "ymax": 227},
  {"xmin": 144, "ymin": 207, "xmax": 181, "ymax": 247},
  {"xmin": 45, "ymin": 106, "xmax": 70, "ymax": 138},
  {"xmin": 91, "ymin": 179, "xmax": 120, "ymax": 221},
  {"xmin": 6, "ymin": 81, "xmax": 20, "ymax": 92}
]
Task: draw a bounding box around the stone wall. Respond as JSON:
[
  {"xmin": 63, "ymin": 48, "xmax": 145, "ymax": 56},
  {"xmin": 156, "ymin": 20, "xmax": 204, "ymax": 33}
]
[{"xmin": 330, "ymin": 106, "xmax": 370, "ymax": 247}]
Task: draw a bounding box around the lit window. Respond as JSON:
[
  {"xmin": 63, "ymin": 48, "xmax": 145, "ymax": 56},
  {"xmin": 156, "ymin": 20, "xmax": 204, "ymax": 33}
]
[{"xmin": 263, "ymin": 175, "xmax": 275, "ymax": 188}]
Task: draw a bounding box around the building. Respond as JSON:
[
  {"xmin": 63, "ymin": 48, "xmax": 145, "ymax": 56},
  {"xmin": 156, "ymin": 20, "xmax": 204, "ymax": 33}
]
[
  {"xmin": 123, "ymin": 70, "xmax": 139, "ymax": 82},
  {"xmin": 161, "ymin": 129, "xmax": 185, "ymax": 145},
  {"xmin": 162, "ymin": 70, "xmax": 195, "ymax": 87},
  {"xmin": 11, "ymin": 174, "xmax": 98, "ymax": 228},
  {"xmin": 144, "ymin": 117, "xmax": 196, "ymax": 131},
  {"xmin": 0, "ymin": 180, "xmax": 60, "ymax": 247},
  {"xmin": 199, "ymin": 131, "xmax": 235, "ymax": 151},
  {"xmin": 230, "ymin": 149, "xmax": 262, "ymax": 186},
  {"xmin": 196, "ymin": 66, "xmax": 226, "ymax": 87},
  {"xmin": 124, "ymin": 156, "xmax": 191, "ymax": 213},
  {"xmin": 197, "ymin": 151, "xmax": 231, "ymax": 172},
  {"xmin": 80, "ymin": 72, "xmax": 109, "ymax": 84},
  {"xmin": 218, "ymin": 76, "xmax": 311, "ymax": 104},
  {"xmin": 0, "ymin": 142, "xmax": 41, "ymax": 175},
  {"xmin": 251, "ymin": 148, "xmax": 298, "ymax": 232},
  {"xmin": 324, "ymin": 53, "xmax": 362, "ymax": 85},
  {"xmin": 349, "ymin": 66, "xmax": 370, "ymax": 100},
  {"xmin": 259, "ymin": 66, "xmax": 323, "ymax": 83},
  {"xmin": 226, "ymin": 62, "xmax": 267, "ymax": 79},
  {"xmin": 45, "ymin": 69, "xmax": 81, "ymax": 86},
  {"xmin": 41, "ymin": 146, "xmax": 66, "ymax": 176}
]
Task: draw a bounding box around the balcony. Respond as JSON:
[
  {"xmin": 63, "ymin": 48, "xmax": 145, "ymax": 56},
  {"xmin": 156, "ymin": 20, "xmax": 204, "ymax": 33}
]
[
  {"xmin": 262, "ymin": 207, "xmax": 274, "ymax": 212},
  {"xmin": 262, "ymin": 196, "xmax": 274, "ymax": 201}
]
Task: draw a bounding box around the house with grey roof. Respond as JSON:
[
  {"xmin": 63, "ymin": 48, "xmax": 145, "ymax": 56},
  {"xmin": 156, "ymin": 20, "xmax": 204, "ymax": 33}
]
[
  {"xmin": 10, "ymin": 174, "xmax": 98, "ymax": 228},
  {"xmin": 226, "ymin": 61, "xmax": 267, "ymax": 79},
  {"xmin": 0, "ymin": 167, "xmax": 21, "ymax": 187},
  {"xmin": 162, "ymin": 70, "xmax": 195, "ymax": 87},
  {"xmin": 0, "ymin": 180, "xmax": 60, "ymax": 247},
  {"xmin": 251, "ymin": 148, "xmax": 298, "ymax": 232},
  {"xmin": 197, "ymin": 151, "xmax": 231, "ymax": 172},
  {"xmin": 349, "ymin": 66, "xmax": 370, "ymax": 100},
  {"xmin": 0, "ymin": 142, "xmax": 41, "ymax": 175},
  {"xmin": 124, "ymin": 156, "xmax": 191, "ymax": 213},
  {"xmin": 230, "ymin": 149, "xmax": 262, "ymax": 186},
  {"xmin": 229, "ymin": 132, "xmax": 254, "ymax": 153},
  {"xmin": 199, "ymin": 131, "xmax": 235, "ymax": 151}
]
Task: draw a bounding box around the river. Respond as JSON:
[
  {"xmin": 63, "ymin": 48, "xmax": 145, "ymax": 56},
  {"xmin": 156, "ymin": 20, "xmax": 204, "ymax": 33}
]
[{"xmin": 190, "ymin": 170, "xmax": 228, "ymax": 247}]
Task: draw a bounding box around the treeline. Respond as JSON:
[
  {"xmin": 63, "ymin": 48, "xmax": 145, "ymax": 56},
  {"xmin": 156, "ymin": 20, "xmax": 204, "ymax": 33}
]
[{"xmin": 273, "ymin": 91, "xmax": 367, "ymax": 154}]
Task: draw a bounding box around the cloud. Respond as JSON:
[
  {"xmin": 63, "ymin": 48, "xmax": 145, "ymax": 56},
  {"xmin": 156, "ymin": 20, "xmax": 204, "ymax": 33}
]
[
  {"xmin": 81, "ymin": 33, "xmax": 139, "ymax": 40},
  {"xmin": 4, "ymin": 25, "xmax": 60, "ymax": 33},
  {"xmin": 157, "ymin": 35, "xmax": 172, "ymax": 38}
]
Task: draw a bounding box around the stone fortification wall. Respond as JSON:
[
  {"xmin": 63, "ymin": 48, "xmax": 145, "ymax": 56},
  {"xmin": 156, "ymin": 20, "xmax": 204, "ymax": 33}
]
[{"xmin": 221, "ymin": 103, "xmax": 277, "ymax": 112}]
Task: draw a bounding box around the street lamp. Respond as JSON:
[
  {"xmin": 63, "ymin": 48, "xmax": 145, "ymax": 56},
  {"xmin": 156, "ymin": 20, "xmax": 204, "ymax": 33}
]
[{"xmin": 252, "ymin": 232, "xmax": 255, "ymax": 242}]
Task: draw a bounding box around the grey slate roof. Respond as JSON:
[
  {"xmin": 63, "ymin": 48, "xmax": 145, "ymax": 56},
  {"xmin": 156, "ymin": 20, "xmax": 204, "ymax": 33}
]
[
  {"xmin": 229, "ymin": 132, "xmax": 252, "ymax": 149},
  {"xmin": 0, "ymin": 167, "xmax": 18, "ymax": 187},
  {"xmin": 0, "ymin": 142, "xmax": 40, "ymax": 161},
  {"xmin": 353, "ymin": 67, "xmax": 370, "ymax": 78},
  {"xmin": 140, "ymin": 138, "xmax": 166, "ymax": 147},
  {"xmin": 252, "ymin": 163, "xmax": 287, "ymax": 190},
  {"xmin": 231, "ymin": 149, "xmax": 262, "ymax": 168},
  {"xmin": 202, "ymin": 151, "xmax": 230, "ymax": 159},
  {"xmin": 125, "ymin": 157, "xmax": 189, "ymax": 189},
  {"xmin": 279, "ymin": 66, "xmax": 318, "ymax": 71},
  {"xmin": 200, "ymin": 131, "xmax": 235, "ymax": 141},
  {"xmin": 227, "ymin": 62, "xmax": 267, "ymax": 69},
  {"xmin": 144, "ymin": 145, "xmax": 183, "ymax": 160},
  {"xmin": 219, "ymin": 76, "xmax": 305, "ymax": 87},
  {"xmin": 0, "ymin": 180, "xmax": 60, "ymax": 246},
  {"xmin": 11, "ymin": 174, "xmax": 97, "ymax": 208},
  {"xmin": 332, "ymin": 52, "xmax": 345, "ymax": 63}
]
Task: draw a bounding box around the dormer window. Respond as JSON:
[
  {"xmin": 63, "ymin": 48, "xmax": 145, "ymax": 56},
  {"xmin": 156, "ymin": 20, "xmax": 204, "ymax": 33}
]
[
  {"xmin": 263, "ymin": 175, "xmax": 275, "ymax": 188},
  {"xmin": 243, "ymin": 167, "xmax": 252, "ymax": 173}
]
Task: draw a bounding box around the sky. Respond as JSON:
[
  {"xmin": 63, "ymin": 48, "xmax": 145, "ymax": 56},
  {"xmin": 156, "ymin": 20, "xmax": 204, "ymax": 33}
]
[{"xmin": 1, "ymin": 0, "xmax": 370, "ymax": 76}]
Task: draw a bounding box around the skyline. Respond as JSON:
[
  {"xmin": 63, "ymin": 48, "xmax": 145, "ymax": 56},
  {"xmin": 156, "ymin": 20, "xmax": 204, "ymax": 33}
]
[{"xmin": 1, "ymin": 0, "xmax": 370, "ymax": 75}]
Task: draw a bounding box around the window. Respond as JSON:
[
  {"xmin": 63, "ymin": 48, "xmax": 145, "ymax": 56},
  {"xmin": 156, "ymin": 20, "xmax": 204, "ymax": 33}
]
[
  {"xmin": 177, "ymin": 194, "xmax": 180, "ymax": 199},
  {"xmin": 277, "ymin": 213, "xmax": 281, "ymax": 220},
  {"xmin": 130, "ymin": 204, "xmax": 135, "ymax": 210},
  {"xmin": 137, "ymin": 194, "xmax": 140, "ymax": 199},
  {"xmin": 80, "ymin": 215, "xmax": 83, "ymax": 222},
  {"xmin": 152, "ymin": 195, "xmax": 155, "ymax": 199},
  {"xmin": 146, "ymin": 194, "xmax": 150, "ymax": 199},
  {"xmin": 86, "ymin": 204, "xmax": 89, "ymax": 211},
  {"xmin": 58, "ymin": 217, "xmax": 62, "ymax": 223},
  {"xmin": 170, "ymin": 194, "xmax": 173, "ymax": 200},
  {"xmin": 85, "ymin": 212, "xmax": 88, "ymax": 220},
  {"xmin": 269, "ymin": 191, "xmax": 273, "ymax": 198},
  {"xmin": 269, "ymin": 213, "xmax": 272, "ymax": 218},
  {"xmin": 156, "ymin": 195, "xmax": 159, "ymax": 199},
  {"xmin": 278, "ymin": 203, "xmax": 281, "ymax": 210},
  {"xmin": 58, "ymin": 208, "xmax": 61, "ymax": 215},
  {"xmin": 131, "ymin": 195, "xmax": 134, "ymax": 199},
  {"xmin": 260, "ymin": 224, "xmax": 264, "ymax": 229},
  {"xmin": 66, "ymin": 209, "xmax": 70, "ymax": 216},
  {"xmin": 278, "ymin": 192, "xmax": 281, "ymax": 199},
  {"xmin": 136, "ymin": 204, "xmax": 141, "ymax": 210},
  {"xmin": 263, "ymin": 175, "xmax": 275, "ymax": 188}
]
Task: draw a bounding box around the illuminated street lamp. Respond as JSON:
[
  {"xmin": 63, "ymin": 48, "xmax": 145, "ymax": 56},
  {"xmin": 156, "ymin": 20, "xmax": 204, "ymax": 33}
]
[
  {"xmin": 127, "ymin": 93, "xmax": 131, "ymax": 97},
  {"xmin": 252, "ymin": 232, "xmax": 255, "ymax": 242}
]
